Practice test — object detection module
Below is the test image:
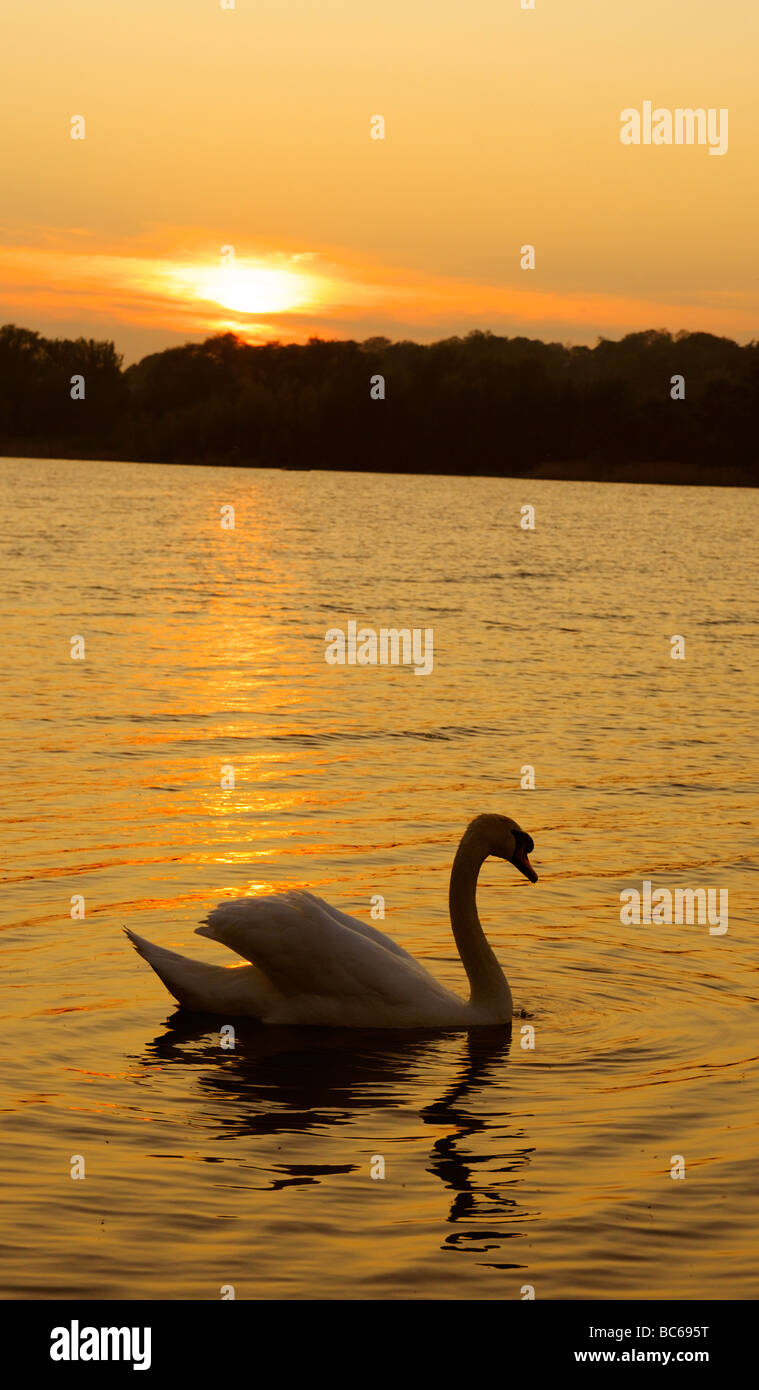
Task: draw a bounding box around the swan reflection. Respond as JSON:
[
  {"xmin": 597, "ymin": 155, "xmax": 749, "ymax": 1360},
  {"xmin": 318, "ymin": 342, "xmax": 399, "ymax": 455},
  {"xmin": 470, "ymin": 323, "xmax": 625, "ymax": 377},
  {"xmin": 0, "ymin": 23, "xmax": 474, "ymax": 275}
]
[
  {"xmin": 421, "ymin": 1029, "xmax": 535, "ymax": 1259},
  {"xmin": 133, "ymin": 1017, "xmax": 535, "ymax": 1261}
]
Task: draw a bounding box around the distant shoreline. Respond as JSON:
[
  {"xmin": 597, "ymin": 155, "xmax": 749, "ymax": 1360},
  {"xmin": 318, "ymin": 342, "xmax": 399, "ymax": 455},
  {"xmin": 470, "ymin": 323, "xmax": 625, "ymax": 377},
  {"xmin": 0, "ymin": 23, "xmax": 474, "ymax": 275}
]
[
  {"xmin": 1, "ymin": 448, "xmax": 755, "ymax": 487},
  {"xmin": 3, "ymin": 324, "xmax": 758, "ymax": 487}
]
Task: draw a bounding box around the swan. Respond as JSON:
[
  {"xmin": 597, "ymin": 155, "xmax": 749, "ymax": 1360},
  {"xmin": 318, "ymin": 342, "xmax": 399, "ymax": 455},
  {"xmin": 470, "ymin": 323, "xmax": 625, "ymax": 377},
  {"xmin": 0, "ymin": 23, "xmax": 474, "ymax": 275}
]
[{"xmin": 124, "ymin": 814, "xmax": 538, "ymax": 1028}]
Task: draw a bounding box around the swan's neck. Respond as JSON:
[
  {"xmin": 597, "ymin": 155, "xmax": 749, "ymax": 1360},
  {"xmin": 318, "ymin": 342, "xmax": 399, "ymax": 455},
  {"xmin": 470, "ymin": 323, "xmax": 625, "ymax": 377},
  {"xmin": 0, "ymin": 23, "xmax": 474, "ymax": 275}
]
[{"xmin": 449, "ymin": 837, "xmax": 513, "ymax": 1016}]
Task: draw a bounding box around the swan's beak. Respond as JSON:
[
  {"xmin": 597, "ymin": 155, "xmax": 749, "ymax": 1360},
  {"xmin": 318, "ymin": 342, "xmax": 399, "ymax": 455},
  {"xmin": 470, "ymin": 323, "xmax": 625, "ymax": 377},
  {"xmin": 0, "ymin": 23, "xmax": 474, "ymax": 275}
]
[{"xmin": 511, "ymin": 843, "xmax": 538, "ymax": 883}]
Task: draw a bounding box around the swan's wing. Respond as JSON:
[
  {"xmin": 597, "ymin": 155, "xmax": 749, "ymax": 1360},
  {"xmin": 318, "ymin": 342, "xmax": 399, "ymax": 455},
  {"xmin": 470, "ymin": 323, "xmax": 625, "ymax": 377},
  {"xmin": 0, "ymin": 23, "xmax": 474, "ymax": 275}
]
[
  {"xmin": 293, "ymin": 891, "xmax": 420, "ymax": 964},
  {"xmin": 196, "ymin": 891, "xmax": 449, "ymax": 1005}
]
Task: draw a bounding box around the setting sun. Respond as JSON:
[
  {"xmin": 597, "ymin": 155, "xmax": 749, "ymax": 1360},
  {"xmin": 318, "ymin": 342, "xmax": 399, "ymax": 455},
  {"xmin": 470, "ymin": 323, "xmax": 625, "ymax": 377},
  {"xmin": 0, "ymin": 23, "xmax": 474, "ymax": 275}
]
[
  {"xmin": 206, "ymin": 264, "xmax": 311, "ymax": 315},
  {"xmin": 166, "ymin": 260, "xmax": 316, "ymax": 317}
]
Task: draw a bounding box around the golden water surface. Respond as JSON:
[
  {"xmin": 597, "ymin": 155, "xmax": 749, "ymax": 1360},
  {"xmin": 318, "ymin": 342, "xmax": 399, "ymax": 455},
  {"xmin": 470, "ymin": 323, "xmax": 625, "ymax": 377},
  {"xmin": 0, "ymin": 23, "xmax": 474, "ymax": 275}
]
[{"xmin": 0, "ymin": 458, "xmax": 757, "ymax": 1299}]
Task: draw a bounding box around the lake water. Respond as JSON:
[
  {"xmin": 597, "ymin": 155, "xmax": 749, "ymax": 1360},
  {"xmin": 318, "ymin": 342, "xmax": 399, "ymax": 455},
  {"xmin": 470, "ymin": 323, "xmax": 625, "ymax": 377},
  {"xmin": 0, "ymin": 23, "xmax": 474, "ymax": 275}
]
[{"xmin": 0, "ymin": 457, "xmax": 757, "ymax": 1300}]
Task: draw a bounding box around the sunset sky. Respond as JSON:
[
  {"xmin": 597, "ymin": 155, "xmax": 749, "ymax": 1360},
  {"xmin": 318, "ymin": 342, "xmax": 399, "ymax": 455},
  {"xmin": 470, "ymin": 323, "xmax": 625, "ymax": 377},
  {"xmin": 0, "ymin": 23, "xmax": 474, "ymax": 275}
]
[{"xmin": 1, "ymin": 0, "xmax": 757, "ymax": 362}]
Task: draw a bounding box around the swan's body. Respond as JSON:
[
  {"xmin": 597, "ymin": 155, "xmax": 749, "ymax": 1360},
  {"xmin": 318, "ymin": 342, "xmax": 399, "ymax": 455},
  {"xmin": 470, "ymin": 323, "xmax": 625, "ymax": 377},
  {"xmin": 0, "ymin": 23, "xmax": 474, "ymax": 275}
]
[{"xmin": 125, "ymin": 814, "xmax": 537, "ymax": 1028}]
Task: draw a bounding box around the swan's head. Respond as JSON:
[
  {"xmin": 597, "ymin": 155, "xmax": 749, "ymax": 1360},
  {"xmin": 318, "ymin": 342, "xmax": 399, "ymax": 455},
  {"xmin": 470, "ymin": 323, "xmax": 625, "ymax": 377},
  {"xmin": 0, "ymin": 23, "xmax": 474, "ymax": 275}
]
[{"xmin": 467, "ymin": 814, "xmax": 538, "ymax": 883}]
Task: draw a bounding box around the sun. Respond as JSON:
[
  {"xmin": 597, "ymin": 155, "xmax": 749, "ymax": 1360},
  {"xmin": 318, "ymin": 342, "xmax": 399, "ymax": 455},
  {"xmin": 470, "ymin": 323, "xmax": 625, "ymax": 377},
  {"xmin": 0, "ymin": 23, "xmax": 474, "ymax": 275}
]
[
  {"xmin": 206, "ymin": 265, "xmax": 307, "ymax": 315},
  {"xmin": 163, "ymin": 257, "xmax": 315, "ymax": 318},
  {"xmin": 162, "ymin": 254, "xmax": 322, "ymax": 326}
]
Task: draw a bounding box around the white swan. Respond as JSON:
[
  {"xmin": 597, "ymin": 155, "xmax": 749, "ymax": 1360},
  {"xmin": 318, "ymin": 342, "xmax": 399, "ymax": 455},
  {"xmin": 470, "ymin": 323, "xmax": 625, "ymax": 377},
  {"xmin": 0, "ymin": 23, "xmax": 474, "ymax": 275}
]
[{"xmin": 125, "ymin": 814, "xmax": 537, "ymax": 1028}]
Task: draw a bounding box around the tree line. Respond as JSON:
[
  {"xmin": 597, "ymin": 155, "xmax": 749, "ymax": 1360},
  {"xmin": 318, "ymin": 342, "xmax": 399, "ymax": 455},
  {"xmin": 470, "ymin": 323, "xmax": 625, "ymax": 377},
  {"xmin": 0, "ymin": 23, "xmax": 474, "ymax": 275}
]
[{"xmin": 1, "ymin": 322, "xmax": 757, "ymax": 483}]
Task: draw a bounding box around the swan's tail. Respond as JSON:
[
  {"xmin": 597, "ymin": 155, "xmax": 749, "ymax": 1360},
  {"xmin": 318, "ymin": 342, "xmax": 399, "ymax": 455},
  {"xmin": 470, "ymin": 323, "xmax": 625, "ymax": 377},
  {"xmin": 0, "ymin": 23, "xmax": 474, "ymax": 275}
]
[{"xmin": 124, "ymin": 928, "xmax": 264, "ymax": 1015}]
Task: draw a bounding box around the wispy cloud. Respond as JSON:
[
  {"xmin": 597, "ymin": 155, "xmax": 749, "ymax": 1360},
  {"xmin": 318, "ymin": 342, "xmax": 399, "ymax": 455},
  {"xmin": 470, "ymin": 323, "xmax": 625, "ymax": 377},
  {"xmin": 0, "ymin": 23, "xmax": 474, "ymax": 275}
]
[{"xmin": 2, "ymin": 224, "xmax": 756, "ymax": 359}]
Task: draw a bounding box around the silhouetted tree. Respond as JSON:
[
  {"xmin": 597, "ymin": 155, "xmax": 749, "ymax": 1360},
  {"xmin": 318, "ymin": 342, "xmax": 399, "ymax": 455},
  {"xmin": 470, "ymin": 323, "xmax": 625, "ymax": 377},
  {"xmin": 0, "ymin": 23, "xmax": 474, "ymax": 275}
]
[{"xmin": 0, "ymin": 323, "xmax": 756, "ymax": 482}]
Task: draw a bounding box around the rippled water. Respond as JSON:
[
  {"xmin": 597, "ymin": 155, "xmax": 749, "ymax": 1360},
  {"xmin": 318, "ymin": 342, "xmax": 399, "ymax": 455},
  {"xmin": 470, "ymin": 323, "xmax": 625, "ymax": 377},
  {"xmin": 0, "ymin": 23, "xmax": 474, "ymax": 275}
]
[{"xmin": 0, "ymin": 457, "xmax": 757, "ymax": 1299}]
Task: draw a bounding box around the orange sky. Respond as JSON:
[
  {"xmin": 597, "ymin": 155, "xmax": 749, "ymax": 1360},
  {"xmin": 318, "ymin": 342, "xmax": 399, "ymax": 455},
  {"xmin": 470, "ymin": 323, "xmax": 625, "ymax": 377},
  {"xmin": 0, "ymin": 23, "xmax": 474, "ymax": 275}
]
[{"xmin": 1, "ymin": 0, "xmax": 757, "ymax": 362}]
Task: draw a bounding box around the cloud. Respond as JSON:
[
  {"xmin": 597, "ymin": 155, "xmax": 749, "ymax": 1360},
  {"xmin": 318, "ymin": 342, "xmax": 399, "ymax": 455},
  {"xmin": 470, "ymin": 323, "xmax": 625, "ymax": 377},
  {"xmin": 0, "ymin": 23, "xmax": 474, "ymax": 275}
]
[{"xmin": 1, "ymin": 224, "xmax": 756, "ymax": 360}]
